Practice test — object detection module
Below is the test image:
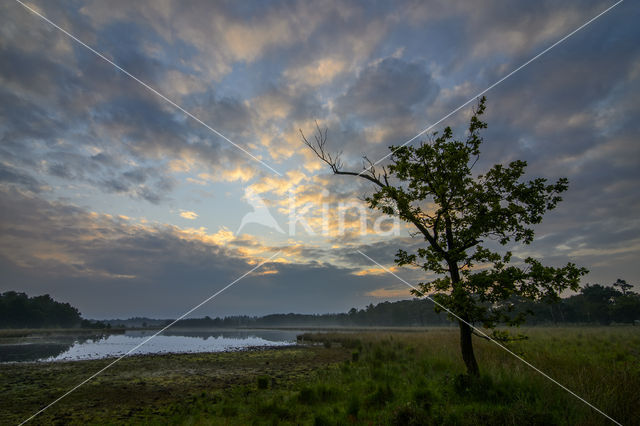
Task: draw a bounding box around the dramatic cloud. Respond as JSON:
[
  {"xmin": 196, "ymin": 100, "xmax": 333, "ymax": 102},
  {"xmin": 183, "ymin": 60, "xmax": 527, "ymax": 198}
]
[
  {"xmin": 0, "ymin": 188, "xmax": 403, "ymax": 317},
  {"xmin": 335, "ymin": 57, "xmax": 439, "ymax": 124},
  {"xmin": 1, "ymin": 0, "xmax": 638, "ymax": 317}
]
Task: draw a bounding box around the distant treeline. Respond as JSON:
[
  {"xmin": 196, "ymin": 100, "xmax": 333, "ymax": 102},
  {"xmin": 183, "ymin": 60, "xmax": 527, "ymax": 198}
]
[
  {"xmin": 108, "ymin": 280, "xmax": 639, "ymax": 329},
  {"xmin": 506, "ymin": 281, "xmax": 639, "ymax": 325},
  {"xmin": 171, "ymin": 299, "xmax": 451, "ymax": 328},
  {"xmin": 4, "ymin": 280, "xmax": 638, "ymax": 329},
  {"xmin": 0, "ymin": 291, "xmax": 109, "ymax": 329}
]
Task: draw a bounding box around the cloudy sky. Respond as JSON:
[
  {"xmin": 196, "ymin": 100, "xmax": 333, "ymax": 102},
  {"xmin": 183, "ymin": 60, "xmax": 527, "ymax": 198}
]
[{"xmin": 1, "ymin": 0, "xmax": 638, "ymax": 319}]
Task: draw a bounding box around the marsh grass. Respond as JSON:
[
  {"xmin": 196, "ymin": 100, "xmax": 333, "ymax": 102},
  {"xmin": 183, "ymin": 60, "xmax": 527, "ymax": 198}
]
[
  {"xmin": 162, "ymin": 327, "xmax": 639, "ymax": 425},
  {"xmin": 1, "ymin": 327, "xmax": 638, "ymax": 424}
]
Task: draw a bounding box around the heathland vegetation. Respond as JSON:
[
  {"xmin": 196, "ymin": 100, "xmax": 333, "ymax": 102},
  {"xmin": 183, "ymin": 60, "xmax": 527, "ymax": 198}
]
[{"xmin": 2, "ymin": 328, "xmax": 637, "ymax": 424}]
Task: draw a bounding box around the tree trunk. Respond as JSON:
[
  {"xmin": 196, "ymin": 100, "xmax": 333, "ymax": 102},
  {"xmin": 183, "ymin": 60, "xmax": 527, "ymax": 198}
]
[
  {"xmin": 447, "ymin": 256, "xmax": 480, "ymax": 377},
  {"xmin": 459, "ymin": 319, "xmax": 479, "ymax": 376}
]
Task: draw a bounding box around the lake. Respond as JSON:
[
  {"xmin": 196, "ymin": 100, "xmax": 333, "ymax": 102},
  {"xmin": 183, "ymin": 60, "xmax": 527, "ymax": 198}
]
[{"xmin": 0, "ymin": 329, "xmax": 301, "ymax": 363}]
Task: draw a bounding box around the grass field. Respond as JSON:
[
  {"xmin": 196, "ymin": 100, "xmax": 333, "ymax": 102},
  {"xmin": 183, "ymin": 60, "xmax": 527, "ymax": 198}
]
[{"xmin": 1, "ymin": 327, "xmax": 638, "ymax": 425}]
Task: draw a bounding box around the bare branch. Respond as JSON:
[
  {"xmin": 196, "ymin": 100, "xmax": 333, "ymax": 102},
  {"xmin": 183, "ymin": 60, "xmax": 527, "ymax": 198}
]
[
  {"xmin": 300, "ymin": 121, "xmax": 343, "ymax": 173},
  {"xmin": 301, "ymin": 123, "xmax": 445, "ymax": 255}
]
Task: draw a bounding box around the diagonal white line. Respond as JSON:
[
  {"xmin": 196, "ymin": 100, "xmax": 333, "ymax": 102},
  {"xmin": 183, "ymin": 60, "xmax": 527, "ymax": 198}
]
[
  {"xmin": 19, "ymin": 251, "xmax": 282, "ymax": 425},
  {"xmin": 14, "ymin": 0, "xmax": 282, "ymax": 177},
  {"xmin": 356, "ymin": 250, "xmax": 622, "ymax": 425},
  {"xmin": 360, "ymin": 0, "xmax": 624, "ymax": 176}
]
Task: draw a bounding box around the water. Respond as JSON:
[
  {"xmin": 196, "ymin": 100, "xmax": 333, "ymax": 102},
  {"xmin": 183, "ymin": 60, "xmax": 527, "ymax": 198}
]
[{"xmin": 0, "ymin": 329, "xmax": 301, "ymax": 362}]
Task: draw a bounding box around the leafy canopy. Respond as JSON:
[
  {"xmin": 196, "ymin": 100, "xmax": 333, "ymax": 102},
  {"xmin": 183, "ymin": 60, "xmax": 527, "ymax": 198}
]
[{"xmin": 365, "ymin": 97, "xmax": 587, "ymax": 329}]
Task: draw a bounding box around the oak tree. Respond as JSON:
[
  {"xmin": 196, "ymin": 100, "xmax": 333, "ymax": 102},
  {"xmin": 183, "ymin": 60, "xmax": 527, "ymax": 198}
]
[{"xmin": 303, "ymin": 97, "xmax": 587, "ymax": 375}]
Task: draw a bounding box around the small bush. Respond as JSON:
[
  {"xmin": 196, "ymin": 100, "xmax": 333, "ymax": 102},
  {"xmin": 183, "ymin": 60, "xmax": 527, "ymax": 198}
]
[
  {"xmin": 314, "ymin": 413, "xmax": 332, "ymax": 426},
  {"xmin": 316, "ymin": 384, "xmax": 338, "ymax": 402},
  {"xmin": 413, "ymin": 387, "xmax": 435, "ymax": 411},
  {"xmin": 352, "ymin": 351, "xmax": 360, "ymax": 362},
  {"xmin": 391, "ymin": 401, "xmax": 432, "ymax": 426},
  {"xmin": 452, "ymin": 374, "xmax": 499, "ymax": 402},
  {"xmin": 220, "ymin": 403, "xmax": 238, "ymax": 417},
  {"xmin": 257, "ymin": 375, "xmax": 270, "ymax": 390},
  {"xmin": 342, "ymin": 337, "xmax": 363, "ymax": 349},
  {"xmin": 366, "ymin": 383, "xmax": 394, "ymax": 407},
  {"xmin": 257, "ymin": 399, "xmax": 291, "ymax": 420},
  {"xmin": 347, "ymin": 395, "xmax": 360, "ymax": 419},
  {"xmin": 370, "ymin": 366, "xmax": 384, "ymax": 381},
  {"xmin": 298, "ymin": 386, "xmax": 317, "ymax": 404}
]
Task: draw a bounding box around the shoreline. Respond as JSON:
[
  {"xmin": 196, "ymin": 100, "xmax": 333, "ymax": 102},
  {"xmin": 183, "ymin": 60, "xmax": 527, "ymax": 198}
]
[{"xmin": 0, "ymin": 344, "xmax": 349, "ymax": 424}]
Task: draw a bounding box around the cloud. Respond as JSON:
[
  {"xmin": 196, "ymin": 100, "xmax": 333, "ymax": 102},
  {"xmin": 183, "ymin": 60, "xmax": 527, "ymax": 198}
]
[
  {"xmin": 0, "ymin": 188, "xmax": 408, "ymax": 317},
  {"xmin": 179, "ymin": 210, "xmax": 199, "ymax": 220},
  {"xmin": 284, "ymin": 57, "xmax": 347, "ymax": 87},
  {"xmin": 366, "ymin": 286, "xmax": 412, "ymax": 299},
  {"xmin": 335, "ymin": 57, "xmax": 439, "ymax": 123},
  {"xmin": 0, "ymin": 163, "xmax": 46, "ymax": 193},
  {"xmin": 2, "ymin": 0, "xmax": 639, "ymax": 315},
  {"xmin": 1, "ymin": 0, "xmax": 275, "ymax": 207},
  {"xmin": 353, "ymin": 266, "xmax": 398, "ymax": 276}
]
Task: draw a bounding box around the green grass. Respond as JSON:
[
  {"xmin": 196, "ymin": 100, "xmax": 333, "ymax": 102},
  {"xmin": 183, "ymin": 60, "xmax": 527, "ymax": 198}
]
[{"xmin": 1, "ymin": 327, "xmax": 638, "ymax": 425}]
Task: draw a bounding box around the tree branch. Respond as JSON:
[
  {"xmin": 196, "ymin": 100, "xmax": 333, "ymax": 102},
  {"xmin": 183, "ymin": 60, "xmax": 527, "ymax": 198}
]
[{"xmin": 301, "ymin": 125, "xmax": 445, "ymax": 255}]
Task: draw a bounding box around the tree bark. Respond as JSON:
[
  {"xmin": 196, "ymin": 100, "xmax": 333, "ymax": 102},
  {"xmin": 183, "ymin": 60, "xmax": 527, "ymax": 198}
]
[
  {"xmin": 447, "ymin": 256, "xmax": 480, "ymax": 376},
  {"xmin": 459, "ymin": 319, "xmax": 480, "ymax": 376}
]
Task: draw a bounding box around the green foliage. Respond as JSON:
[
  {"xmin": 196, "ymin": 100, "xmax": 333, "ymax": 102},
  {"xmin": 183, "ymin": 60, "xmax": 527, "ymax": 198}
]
[
  {"xmin": 298, "ymin": 386, "xmax": 317, "ymax": 404},
  {"xmin": 257, "ymin": 375, "xmax": 270, "ymax": 389},
  {"xmin": 178, "ymin": 283, "xmax": 637, "ymax": 331},
  {"xmin": 563, "ymin": 281, "xmax": 640, "ymax": 324},
  {"xmin": 391, "ymin": 401, "xmax": 433, "ymax": 426},
  {"xmin": 346, "ymin": 394, "xmax": 360, "ymax": 419},
  {"xmin": 0, "ymin": 291, "xmax": 83, "ymax": 328},
  {"xmin": 313, "ymin": 412, "xmax": 332, "ymax": 426},
  {"xmin": 304, "ymin": 96, "xmax": 590, "ymax": 375},
  {"xmin": 366, "ymin": 97, "xmax": 589, "ymax": 331},
  {"xmin": 3, "ymin": 329, "xmax": 639, "ymax": 424},
  {"xmin": 613, "ymin": 278, "xmax": 633, "ymax": 295},
  {"xmin": 366, "ymin": 383, "xmax": 395, "ymax": 407}
]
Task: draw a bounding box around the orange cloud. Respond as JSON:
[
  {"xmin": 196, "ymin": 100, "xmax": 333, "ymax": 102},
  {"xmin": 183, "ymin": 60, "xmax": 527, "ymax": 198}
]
[
  {"xmin": 179, "ymin": 210, "xmax": 198, "ymax": 220},
  {"xmin": 366, "ymin": 287, "xmax": 412, "ymax": 298},
  {"xmin": 353, "ymin": 265, "xmax": 397, "ymax": 276},
  {"xmin": 284, "ymin": 58, "xmax": 346, "ymax": 87}
]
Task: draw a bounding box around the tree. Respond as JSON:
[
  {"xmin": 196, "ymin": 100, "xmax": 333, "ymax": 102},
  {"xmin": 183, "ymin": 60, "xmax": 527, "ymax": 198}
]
[
  {"xmin": 613, "ymin": 278, "xmax": 633, "ymax": 295},
  {"xmin": 302, "ymin": 97, "xmax": 587, "ymax": 375},
  {"xmin": 575, "ymin": 284, "xmax": 619, "ymax": 325},
  {"xmin": 0, "ymin": 291, "xmax": 83, "ymax": 328}
]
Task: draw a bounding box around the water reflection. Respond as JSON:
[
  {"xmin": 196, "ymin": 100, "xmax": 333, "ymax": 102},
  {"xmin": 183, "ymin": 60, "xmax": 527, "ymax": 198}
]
[
  {"xmin": 0, "ymin": 333, "xmax": 108, "ymax": 362},
  {"xmin": 0, "ymin": 329, "xmax": 300, "ymax": 362}
]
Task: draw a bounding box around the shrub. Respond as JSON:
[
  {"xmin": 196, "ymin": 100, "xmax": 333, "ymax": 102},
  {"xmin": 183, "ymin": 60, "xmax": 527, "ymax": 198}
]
[
  {"xmin": 392, "ymin": 402, "xmax": 432, "ymax": 426},
  {"xmin": 413, "ymin": 387, "xmax": 435, "ymax": 411},
  {"xmin": 298, "ymin": 386, "xmax": 317, "ymax": 404},
  {"xmin": 452, "ymin": 374, "xmax": 499, "ymax": 402},
  {"xmin": 366, "ymin": 383, "xmax": 394, "ymax": 407},
  {"xmin": 347, "ymin": 395, "xmax": 360, "ymax": 419},
  {"xmin": 257, "ymin": 375, "xmax": 270, "ymax": 390},
  {"xmin": 314, "ymin": 413, "xmax": 332, "ymax": 426},
  {"xmin": 257, "ymin": 399, "xmax": 291, "ymax": 420},
  {"xmin": 220, "ymin": 403, "xmax": 238, "ymax": 417},
  {"xmin": 316, "ymin": 384, "xmax": 338, "ymax": 402}
]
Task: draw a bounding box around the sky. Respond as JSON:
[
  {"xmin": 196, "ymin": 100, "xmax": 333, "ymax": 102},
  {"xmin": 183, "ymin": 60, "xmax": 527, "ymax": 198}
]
[{"xmin": 1, "ymin": 0, "xmax": 638, "ymax": 319}]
